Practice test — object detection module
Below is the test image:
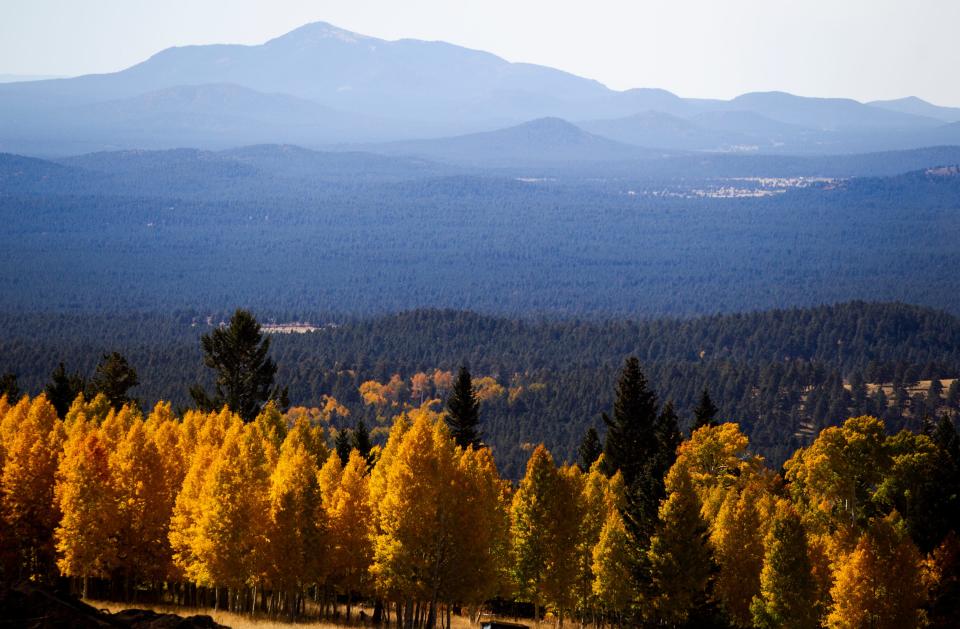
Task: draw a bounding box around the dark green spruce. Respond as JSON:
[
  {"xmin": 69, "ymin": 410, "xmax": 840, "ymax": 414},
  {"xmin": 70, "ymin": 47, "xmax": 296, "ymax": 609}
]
[
  {"xmin": 190, "ymin": 308, "xmax": 287, "ymax": 422},
  {"xmin": 445, "ymin": 365, "xmax": 482, "ymax": 449},
  {"xmin": 89, "ymin": 351, "xmax": 139, "ymax": 411}
]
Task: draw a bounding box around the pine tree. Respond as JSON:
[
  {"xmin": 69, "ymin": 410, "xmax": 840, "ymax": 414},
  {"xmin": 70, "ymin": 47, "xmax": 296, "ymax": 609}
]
[
  {"xmin": 0, "ymin": 373, "xmax": 19, "ymax": 401},
  {"xmin": 750, "ymin": 504, "xmax": 819, "ymax": 629},
  {"xmin": 446, "ymin": 365, "xmax": 482, "ymax": 449},
  {"xmin": 577, "ymin": 427, "xmax": 602, "ymax": 472},
  {"xmin": 351, "ymin": 419, "xmax": 373, "ymax": 463},
  {"xmin": 89, "ymin": 352, "xmax": 139, "ymax": 411},
  {"xmin": 645, "ymin": 463, "xmax": 713, "ymax": 625},
  {"xmin": 190, "ymin": 309, "xmax": 286, "ymax": 422},
  {"xmin": 45, "ymin": 363, "xmax": 85, "ymax": 419},
  {"xmin": 334, "ymin": 428, "xmax": 352, "ymax": 464},
  {"xmin": 601, "ymin": 357, "xmax": 658, "ymax": 487},
  {"xmin": 692, "ymin": 387, "xmax": 719, "ymax": 432}
]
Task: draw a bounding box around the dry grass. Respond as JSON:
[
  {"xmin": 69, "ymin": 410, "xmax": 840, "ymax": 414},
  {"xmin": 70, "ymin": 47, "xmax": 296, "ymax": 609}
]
[{"xmin": 88, "ymin": 600, "xmax": 481, "ymax": 629}]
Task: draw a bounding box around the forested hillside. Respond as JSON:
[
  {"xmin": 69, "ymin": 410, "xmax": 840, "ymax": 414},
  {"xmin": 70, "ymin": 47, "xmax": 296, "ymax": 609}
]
[
  {"xmin": 2, "ymin": 146, "xmax": 960, "ymax": 316},
  {"xmin": 4, "ymin": 302, "xmax": 959, "ymax": 477}
]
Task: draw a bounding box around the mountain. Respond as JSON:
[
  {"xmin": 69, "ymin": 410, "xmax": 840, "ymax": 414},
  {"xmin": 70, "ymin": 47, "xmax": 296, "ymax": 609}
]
[
  {"xmin": 364, "ymin": 117, "xmax": 660, "ymax": 165},
  {"xmin": 0, "ymin": 21, "xmax": 958, "ymax": 156},
  {"xmin": 869, "ymin": 96, "xmax": 960, "ymax": 123}
]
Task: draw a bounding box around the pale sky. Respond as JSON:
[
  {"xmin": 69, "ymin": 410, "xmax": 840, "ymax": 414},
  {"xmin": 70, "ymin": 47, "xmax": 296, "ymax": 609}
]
[{"xmin": 2, "ymin": 0, "xmax": 958, "ymax": 106}]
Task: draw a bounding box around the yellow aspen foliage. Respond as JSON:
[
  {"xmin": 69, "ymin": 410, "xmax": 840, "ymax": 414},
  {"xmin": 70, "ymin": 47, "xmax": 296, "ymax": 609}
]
[
  {"xmin": 2, "ymin": 395, "xmax": 64, "ymax": 576},
  {"xmin": 187, "ymin": 422, "xmax": 272, "ymax": 588},
  {"xmin": 576, "ymin": 460, "xmax": 612, "ymax": 613},
  {"xmin": 784, "ymin": 416, "xmax": 890, "ymax": 552},
  {"xmin": 0, "ymin": 395, "xmax": 30, "ymax": 454},
  {"xmin": 510, "ymin": 444, "xmax": 560, "ymax": 618},
  {"xmin": 318, "ymin": 450, "xmax": 343, "ymax": 509},
  {"xmin": 321, "ymin": 395, "xmax": 351, "ymax": 421},
  {"xmin": 449, "ymin": 445, "xmax": 512, "ymax": 605},
  {"xmin": 473, "ymin": 376, "xmax": 505, "ymax": 402},
  {"xmin": 591, "ymin": 508, "xmax": 634, "ymax": 616},
  {"xmin": 711, "ymin": 478, "xmax": 773, "ymax": 626},
  {"xmin": 55, "ymin": 428, "xmax": 119, "ymax": 583},
  {"xmin": 410, "ymin": 372, "xmax": 432, "ymax": 404},
  {"xmin": 370, "ymin": 411, "xmax": 459, "ymax": 607},
  {"xmin": 110, "ymin": 419, "xmax": 171, "ymax": 582},
  {"xmin": 326, "ymin": 450, "xmax": 373, "ymax": 604},
  {"xmin": 675, "ymin": 422, "xmax": 763, "ymax": 522},
  {"xmin": 645, "ymin": 462, "xmax": 713, "ymax": 625},
  {"xmin": 100, "ymin": 403, "xmax": 140, "ymax": 450},
  {"xmin": 543, "ymin": 464, "xmax": 585, "ymax": 623},
  {"xmin": 359, "ymin": 380, "xmax": 388, "ymax": 408},
  {"xmin": 826, "ymin": 513, "xmax": 925, "ymax": 629},
  {"xmin": 432, "ymin": 369, "xmax": 453, "ymax": 398},
  {"xmin": 169, "ymin": 409, "xmax": 244, "ymax": 584},
  {"xmin": 253, "ymin": 400, "xmax": 286, "ymax": 459},
  {"xmin": 64, "ymin": 393, "xmax": 112, "ymax": 429},
  {"xmin": 368, "ymin": 410, "xmax": 414, "ymax": 514},
  {"xmin": 267, "ymin": 423, "xmax": 324, "ymax": 594},
  {"xmin": 750, "ymin": 502, "xmax": 820, "ymax": 629}
]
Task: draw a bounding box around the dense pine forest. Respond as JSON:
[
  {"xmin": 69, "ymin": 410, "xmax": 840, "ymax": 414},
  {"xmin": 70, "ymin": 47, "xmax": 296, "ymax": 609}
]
[{"xmin": 3, "ymin": 302, "xmax": 960, "ymax": 477}]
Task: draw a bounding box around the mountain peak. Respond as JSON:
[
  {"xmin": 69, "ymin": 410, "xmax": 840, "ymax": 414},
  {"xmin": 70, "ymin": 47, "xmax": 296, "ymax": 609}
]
[{"xmin": 266, "ymin": 21, "xmax": 376, "ymax": 47}]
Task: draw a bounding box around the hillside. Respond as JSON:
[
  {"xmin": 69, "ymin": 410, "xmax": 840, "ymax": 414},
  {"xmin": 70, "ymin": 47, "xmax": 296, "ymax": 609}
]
[{"xmin": 3, "ymin": 302, "xmax": 959, "ymax": 477}]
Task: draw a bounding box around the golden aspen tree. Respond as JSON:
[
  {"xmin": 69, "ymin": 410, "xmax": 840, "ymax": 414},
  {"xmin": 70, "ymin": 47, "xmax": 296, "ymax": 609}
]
[
  {"xmin": 574, "ymin": 458, "xmax": 609, "ymax": 619},
  {"xmin": 449, "ymin": 445, "xmax": 511, "ymax": 611},
  {"xmin": 371, "ymin": 410, "xmax": 460, "ymax": 627},
  {"xmin": 710, "ymin": 477, "xmax": 773, "ymax": 626},
  {"xmin": 784, "ymin": 416, "xmax": 889, "ymax": 551},
  {"xmin": 750, "ymin": 502, "xmax": 819, "ymax": 629},
  {"xmin": 2, "ymin": 395, "xmax": 64, "ymax": 578},
  {"xmin": 146, "ymin": 404, "xmax": 186, "ymax": 581},
  {"xmin": 318, "ymin": 451, "xmax": 343, "ymax": 509},
  {"xmin": 510, "ymin": 444, "xmax": 560, "ymax": 623},
  {"xmin": 827, "ymin": 513, "xmax": 925, "ymax": 629},
  {"xmin": 267, "ymin": 423, "xmax": 323, "ymax": 614},
  {"xmin": 544, "ymin": 464, "xmax": 585, "ymax": 627},
  {"xmin": 188, "ymin": 422, "xmax": 271, "ymax": 593},
  {"xmin": 55, "ymin": 428, "xmax": 119, "ymax": 594},
  {"xmin": 327, "ymin": 449, "xmax": 373, "ymax": 619},
  {"xmin": 64, "ymin": 393, "xmax": 112, "ymax": 429},
  {"xmin": 99, "ymin": 403, "xmax": 140, "ymax": 450},
  {"xmin": 591, "ymin": 508, "xmax": 633, "ymax": 621},
  {"xmin": 674, "ymin": 422, "xmax": 763, "ymax": 521},
  {"xmin": 110, "ymin": 419, "xmax": 170, "ymax": 585},
  {"xmin": 645, "ymin": 463, "xmax": 713, "ymax": 625},
  {"xmin": 169, "ymin": 410, "xmax": 243, "ymax": 585},
  {"xmin": 253, "ymin": 400, "xmax": 286, "ymax": 461}
]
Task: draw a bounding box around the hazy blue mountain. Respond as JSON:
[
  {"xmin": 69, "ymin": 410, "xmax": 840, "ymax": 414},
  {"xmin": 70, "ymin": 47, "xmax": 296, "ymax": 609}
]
[
  {"xmin": 720, "ymin": 91, "xmax": 941, "ymax": 130},
  {"xmin": 869, "ymin": 96, "xmax": 960, "ymax": 123},
  {"xmin": 363, "ymin": 117, "xmax": 661, "ymax": 166},
  {"xmin": 2, "ymin": 21, "xmax": 958, "ymax": 156}
]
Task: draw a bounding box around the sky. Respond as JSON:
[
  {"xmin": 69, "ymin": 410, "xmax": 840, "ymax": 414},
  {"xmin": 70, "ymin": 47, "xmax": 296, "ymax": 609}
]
[{"xmin": 2, "ymin": 0, "xmax": 959, "ymax": 106}]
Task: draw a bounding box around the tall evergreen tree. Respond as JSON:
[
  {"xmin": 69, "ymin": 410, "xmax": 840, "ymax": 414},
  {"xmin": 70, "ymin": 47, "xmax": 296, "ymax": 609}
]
[
  {"xmin": 0, "ymin": 372, "xmax": 18, "ymax": 401},
  {"xmin": 601, "ymin": 357, "xmax": 658, "ymax": 487},
  {"xmin": 351, "ymin": 419, "xmax": 373, "ymax": 463},
  {"xmin": 445, "ymin": 365, "xmax": 482, "ymax": 449},
  {"xmin": 45, "ymin": 362, "xmax": 85, "ymax": 419},
  {"xmin": 577, "ymin": 426, "xmax": 603, "ymax": 472},
  {"xmin": 335, "ymin": 428, "xmax": 353, "ymax": 465},
  {"xmin": 692, "ymin": 387, "xmax": 719, "ymax": 432},
  {"xmin": 190, "ymin": 309, "xmax": 286, "ymax": 422},
  {"xmin": 89, "ymin": 352, "xmax": 139, "ymax": 411}
]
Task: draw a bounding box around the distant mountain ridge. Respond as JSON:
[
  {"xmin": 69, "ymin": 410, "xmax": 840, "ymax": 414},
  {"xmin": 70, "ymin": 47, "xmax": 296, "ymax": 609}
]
[{"xmin": 1, "ymin": 21, "xmax": 959, "ymax": 156}]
